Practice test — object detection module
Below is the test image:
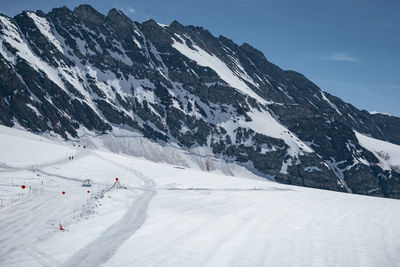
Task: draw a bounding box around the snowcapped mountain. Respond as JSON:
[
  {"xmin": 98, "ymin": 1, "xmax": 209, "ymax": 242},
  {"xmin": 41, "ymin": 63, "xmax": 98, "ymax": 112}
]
[{"xmin": 1, "ymin": 5, "xmax": 400, "ymax": 198}]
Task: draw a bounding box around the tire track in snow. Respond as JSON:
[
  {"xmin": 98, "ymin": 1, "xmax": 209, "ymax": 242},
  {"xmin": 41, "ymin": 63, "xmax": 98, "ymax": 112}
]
[
  {"xmin": 0, "ymin": 194, "xmax": 62, "ymax": 259},
  {"xmin": 62, "ymin": 155, "xmax": 156, "ymax": 267},
  {"xmin": 24, "ymin": 246, "xmax": 60, "ymax": 267},
  {"xmin": 62, "ymin": 182, "xmax": 155, "ymax": 266}
]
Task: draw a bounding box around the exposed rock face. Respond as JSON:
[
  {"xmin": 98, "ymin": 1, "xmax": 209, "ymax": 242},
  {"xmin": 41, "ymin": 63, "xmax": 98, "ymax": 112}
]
[{"xmin": 1, "ymin": 5, "xmax": 399, "ymax": 198}]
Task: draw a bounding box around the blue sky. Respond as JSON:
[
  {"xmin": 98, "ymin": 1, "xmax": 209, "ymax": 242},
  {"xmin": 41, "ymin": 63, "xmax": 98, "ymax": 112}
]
[{"xmin": 2, "ymin": 0, "xmax": 399, "ymax": 116}]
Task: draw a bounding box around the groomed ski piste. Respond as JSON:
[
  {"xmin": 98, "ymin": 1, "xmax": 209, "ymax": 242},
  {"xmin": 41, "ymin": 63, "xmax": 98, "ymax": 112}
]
[{"xmin": 1, "ymin": 124, "xmax": 400, "ymax": 267}]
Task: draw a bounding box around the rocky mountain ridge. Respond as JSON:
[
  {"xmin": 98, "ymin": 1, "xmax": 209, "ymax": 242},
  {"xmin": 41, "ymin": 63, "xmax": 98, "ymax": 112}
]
[{"xmin": 1, "ymin": 5, "xmax": 399, "ymax": 198}]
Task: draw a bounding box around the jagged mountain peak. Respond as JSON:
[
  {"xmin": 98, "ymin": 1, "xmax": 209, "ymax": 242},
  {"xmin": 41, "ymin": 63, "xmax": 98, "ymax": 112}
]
[
  {"xmin": 1, "ymin": 4, "xmax": 400, "ymax": 199},
  {"xmin": 142, "ymin": 18, "xmax": 169, "ymax": 33},
  {"xmin": 107, "ymin": 8, "xmax": 130, "ymax": 21},
  {"xmin": 51, "ymin": 5, "xmax": 70, "ymax": 13},
  {"xmin": 47, "ymin": 6, "xmax": 74, "ymax": 21},
  {"xmin": 73, "ymin": 4, "xmax": 105, "ymax": 27},
  {"xmin": 106, "ymin": 8, "xmax": 139, "ymax": 36},
  {"xmin": 169, "ymin": 20, "xmax": 183, "ymax": 29}
]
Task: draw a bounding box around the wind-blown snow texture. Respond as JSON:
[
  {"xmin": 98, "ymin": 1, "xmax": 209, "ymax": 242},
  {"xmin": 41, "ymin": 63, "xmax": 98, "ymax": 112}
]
[
  {"xmin": 1, "ymin": 125, "xmax": 400, "ymax": 267},
  {"xmin": 1, "ymin": 5, "xmax": 400, "ymax": 198}
]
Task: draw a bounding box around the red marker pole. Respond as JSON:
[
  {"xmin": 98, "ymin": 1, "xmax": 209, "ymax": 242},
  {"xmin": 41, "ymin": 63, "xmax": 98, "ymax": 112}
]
[
  {"xmin": 87, "ymin": 190, "xmax": 90, "ymax": 206},
  {"xmin": 60, "ymin": 192, "xmax": 66, "ymax": 230},
  {"xmin": 21, "ymin": 185, "xmax": 25, "ymax": 198}
]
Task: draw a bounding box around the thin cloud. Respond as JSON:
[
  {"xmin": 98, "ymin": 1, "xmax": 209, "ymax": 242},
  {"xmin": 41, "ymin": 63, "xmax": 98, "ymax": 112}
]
[
  {"xmin": 127, "ymin": 7, "xmax": 135, "ymax": 14},
  {"xmin": 372, "ymin": 22, "xmax": 390, "ymax": 28},
  {"xmin": 318, "ymin": 52, "xmax": 359, "ymax": 62}
]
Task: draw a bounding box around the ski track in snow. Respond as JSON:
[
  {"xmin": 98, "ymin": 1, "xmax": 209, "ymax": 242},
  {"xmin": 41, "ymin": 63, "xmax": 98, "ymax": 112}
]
[
  {"xmin": 62, "ymin": 180, "xmax": 156, "ymax": 267},
  {"xmin": 61, "ymin": 153, "xmax": 157, "ymax": 267},
  {"xmin": 0, "ymin": 192, "xmax": 79, "ymax": 261},
  {"xmin": 24, "ymin": 246, "xmax": 60, "ymax": 267}
]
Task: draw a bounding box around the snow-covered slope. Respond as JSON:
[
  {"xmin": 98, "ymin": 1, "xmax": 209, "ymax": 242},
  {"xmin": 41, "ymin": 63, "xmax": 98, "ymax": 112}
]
[
  {"xmin": 171, "ymin": 34, "xmax": 267, "ymax": 104},
  {"xmin": 1, "ymin": 125, "xmax": 400, "ymax": 267},
  {"xmin": 355, "ymin": 131, "xmax": 400, "ymax": 171}
]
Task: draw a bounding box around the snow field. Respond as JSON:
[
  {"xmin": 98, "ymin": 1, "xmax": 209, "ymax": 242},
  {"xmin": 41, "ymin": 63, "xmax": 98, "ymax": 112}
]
[
  {"xmin": 355, "ymin": 131, "xmax": 400, "ymax": 171},
  {"xmin": 1, "ymin": 125, "xmax": 400, "ymax": 267}
]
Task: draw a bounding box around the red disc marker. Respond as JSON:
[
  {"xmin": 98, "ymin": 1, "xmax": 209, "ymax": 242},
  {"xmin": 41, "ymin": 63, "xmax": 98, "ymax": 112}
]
[
  {"xmin": 21, "ymin": 185, "xmax": 26, "ymax": 189},
  {"xmin": 62, "ymin": 191, "xmax": 65, "ymax": 195},
  {"xmin": 87, "ymin": 190, "xmax": 90, "ymax": 194},
  {"xmin": 115, "ymin": 178, "xmax": 119, "ymax": 181}
]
